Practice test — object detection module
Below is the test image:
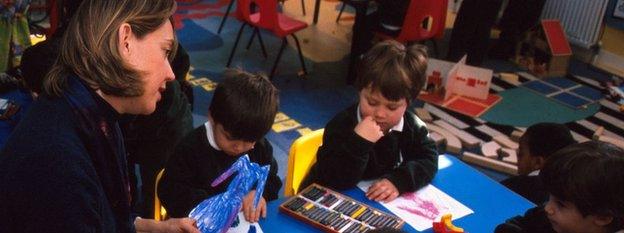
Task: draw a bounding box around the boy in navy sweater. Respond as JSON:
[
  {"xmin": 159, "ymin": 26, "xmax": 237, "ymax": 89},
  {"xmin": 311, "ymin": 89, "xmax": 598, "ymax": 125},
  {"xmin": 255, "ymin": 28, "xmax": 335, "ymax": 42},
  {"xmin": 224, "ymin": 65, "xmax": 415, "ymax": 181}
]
[
  {"xmin": 302, "ymin": 40, "xmax": 438, "ymax": 202},
  {"xmin": 496, "ymin": 141, "xmax": 624, "ymax": 233},
  {"xmin": 500, "ymin": 122, "xmax": 575, "ymax": 205},
  {"xmin": 158, "ymin": 69, "xmax": 282, "ymax": 222}
]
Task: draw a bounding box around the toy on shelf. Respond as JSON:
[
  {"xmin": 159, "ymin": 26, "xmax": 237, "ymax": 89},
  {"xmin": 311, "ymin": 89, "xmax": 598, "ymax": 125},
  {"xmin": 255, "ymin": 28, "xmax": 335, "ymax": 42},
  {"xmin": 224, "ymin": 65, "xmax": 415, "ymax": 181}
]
[
  {"xmin": 280, "ymin": 184, "xmax": 404, "ymax": 233},
  {"xmin": 433, "ymin": 214, "xmax": 464, "ymax": 233},
  {"xmin": 514, "ymin": 19, "xmax": 571, "ymax": 77},
  {"xmin": 189, "ymin": 155, "xmax": 270, "ymax": 233}
]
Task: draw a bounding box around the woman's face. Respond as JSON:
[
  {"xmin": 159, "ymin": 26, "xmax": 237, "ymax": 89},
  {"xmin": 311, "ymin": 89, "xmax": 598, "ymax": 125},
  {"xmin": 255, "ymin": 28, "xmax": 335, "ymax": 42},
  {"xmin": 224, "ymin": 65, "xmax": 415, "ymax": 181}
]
[{"xmin": 124, "ymin": 20, "xmax": 175, "ymax": 114}]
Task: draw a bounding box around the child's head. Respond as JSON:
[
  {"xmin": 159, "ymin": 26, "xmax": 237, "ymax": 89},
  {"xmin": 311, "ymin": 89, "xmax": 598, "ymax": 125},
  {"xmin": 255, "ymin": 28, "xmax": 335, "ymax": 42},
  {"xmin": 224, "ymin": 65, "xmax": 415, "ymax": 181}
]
[
  {"xmin": 209, "ymin": 69, "xmax": 279, "ymax": 156},
  {"xmin": 355, "ymin": 40, "xmax": 428, "ymax": 132},
  {"xmin": 540, "ymin": 141, "xmax": 624, "ymax": 233},
  {"xmin": 517, "ymin": 122, "xmax": 575, "ymax": 175}
]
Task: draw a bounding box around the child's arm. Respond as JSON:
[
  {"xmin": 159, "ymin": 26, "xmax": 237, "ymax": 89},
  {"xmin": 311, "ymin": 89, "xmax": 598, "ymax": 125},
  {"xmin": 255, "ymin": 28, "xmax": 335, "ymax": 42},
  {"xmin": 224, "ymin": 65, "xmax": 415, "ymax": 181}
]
[
  {"xmin": 383, "ymin": 115, "xmax": 438, "ymax": 193},
  {"xmin": 158, "ymin": 134, "xmax": 210, "ymax": 218},
  {"xmin": 256, "ymin": 139, "xmax": 282, "ymax": 201},
  {"xmin": 310, "ymin": 111, "xmax": 376, "ymax": 190}
]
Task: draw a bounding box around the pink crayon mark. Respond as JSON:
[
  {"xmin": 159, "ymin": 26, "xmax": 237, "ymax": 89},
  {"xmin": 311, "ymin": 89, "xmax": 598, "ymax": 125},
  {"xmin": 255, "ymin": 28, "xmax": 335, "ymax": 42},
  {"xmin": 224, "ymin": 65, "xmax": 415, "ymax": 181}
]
[{"xmin": 397, "ymin": 192, "xmax": 440, "ymax": 220}]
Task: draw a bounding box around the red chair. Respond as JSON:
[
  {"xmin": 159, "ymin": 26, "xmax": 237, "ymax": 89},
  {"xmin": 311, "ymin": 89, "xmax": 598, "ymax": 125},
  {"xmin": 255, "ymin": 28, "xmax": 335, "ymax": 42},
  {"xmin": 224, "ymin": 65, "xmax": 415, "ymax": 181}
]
[
  {"xmin": 376, "ymin": 0, "xmax": 448, "ymax": 56},
  {"xmin": 226, "ymin": 0, "xmax": 308, "ymax": 78},
  {"xmin": 217, "ymin": 0, "xmax": 306, "ymax": 34}
]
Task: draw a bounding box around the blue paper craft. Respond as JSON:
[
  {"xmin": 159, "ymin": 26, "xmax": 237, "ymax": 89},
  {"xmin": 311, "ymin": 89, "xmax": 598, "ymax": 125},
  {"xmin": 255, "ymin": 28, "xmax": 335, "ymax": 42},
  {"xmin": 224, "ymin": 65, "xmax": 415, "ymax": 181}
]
[{"xmin": 189, "ymin": 155, "xmax": 270, "ymax": 233}]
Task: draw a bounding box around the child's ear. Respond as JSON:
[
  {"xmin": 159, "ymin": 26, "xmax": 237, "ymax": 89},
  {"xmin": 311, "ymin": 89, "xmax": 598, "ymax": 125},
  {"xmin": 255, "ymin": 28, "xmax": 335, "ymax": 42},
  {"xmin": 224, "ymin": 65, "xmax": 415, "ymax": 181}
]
[{"xmin": 592, "ymin": 215, "xmax": 613, "ymax": 227}]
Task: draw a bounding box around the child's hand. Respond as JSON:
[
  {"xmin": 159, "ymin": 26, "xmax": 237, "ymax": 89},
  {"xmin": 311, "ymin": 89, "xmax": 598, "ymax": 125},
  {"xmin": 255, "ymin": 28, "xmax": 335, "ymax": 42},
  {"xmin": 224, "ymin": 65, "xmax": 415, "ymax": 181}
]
[
  {"xmin": 242, "ymin": 190, "xmax": 266, "ymax": 223},
  {"xmin": 366, "ymin": 178, "xmax": 399, "ymax": 203},
  {"xmin": 354, "ymin": 116, "xmax": 384, "ymax": 143}
]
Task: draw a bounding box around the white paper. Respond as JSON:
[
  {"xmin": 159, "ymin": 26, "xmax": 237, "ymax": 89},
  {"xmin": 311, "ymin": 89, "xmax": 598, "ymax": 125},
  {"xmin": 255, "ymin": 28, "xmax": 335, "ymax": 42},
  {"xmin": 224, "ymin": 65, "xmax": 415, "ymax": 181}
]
[
  {"xmin": 358, "ymin": 181, "xmax": 473, "ymax": 231},
  {"xmin": 227, "ymin": 212, "xmax": 264, "ymax": 233}
]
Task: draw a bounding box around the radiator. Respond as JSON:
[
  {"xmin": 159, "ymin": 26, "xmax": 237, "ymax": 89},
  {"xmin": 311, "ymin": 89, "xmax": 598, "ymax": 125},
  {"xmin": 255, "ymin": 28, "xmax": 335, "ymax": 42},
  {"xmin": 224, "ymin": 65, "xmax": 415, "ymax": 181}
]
[{"xmin": 541, "ymin": 0, "xmax": 609, "ymax": 48}]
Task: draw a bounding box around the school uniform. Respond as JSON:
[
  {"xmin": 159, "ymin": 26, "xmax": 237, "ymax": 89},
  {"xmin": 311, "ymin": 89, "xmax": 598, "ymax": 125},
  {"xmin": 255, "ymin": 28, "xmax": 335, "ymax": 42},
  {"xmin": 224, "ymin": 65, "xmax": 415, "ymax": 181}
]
[
  {"xmin": 157, "ymin": 122, "xmax": 282, "ymax": 218},
  {"xmin": 301, "ymin": 104, "xmax": 438, "ymax": 193},
  {"xmin": 495, "ymin": 206, "xmax": 556, "ymax": 233},
  {"xmin": 501, "ymin": 170, "xmax": 548, "ymax": 205}
]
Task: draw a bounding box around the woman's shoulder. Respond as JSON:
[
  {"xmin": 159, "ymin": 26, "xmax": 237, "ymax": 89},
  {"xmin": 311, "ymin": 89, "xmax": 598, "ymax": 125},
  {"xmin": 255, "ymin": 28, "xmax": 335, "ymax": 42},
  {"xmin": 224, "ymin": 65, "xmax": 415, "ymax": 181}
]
[{"xmin": 4, "ymin": 98, "xmax": 82, "ymax": 152}]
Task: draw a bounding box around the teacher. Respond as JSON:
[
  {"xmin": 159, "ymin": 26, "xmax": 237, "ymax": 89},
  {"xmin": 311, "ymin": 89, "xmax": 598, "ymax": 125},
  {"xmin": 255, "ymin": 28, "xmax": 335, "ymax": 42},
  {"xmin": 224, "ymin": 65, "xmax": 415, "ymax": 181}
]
[{"xmin": 0, "ymin": 0, "xmax": 200, "ymax": 232}]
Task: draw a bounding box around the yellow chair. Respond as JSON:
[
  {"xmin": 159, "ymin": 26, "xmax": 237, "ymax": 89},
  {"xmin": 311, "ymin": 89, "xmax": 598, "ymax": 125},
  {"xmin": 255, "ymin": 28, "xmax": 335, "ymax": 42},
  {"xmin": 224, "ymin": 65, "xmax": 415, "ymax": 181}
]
[
  {"xmin": 154, "ymin": 169, "xmax": 168, "ymax": 221},
  {"xmin": 284, "ymin": 129, "xmax": 324, "ymax": 197}
]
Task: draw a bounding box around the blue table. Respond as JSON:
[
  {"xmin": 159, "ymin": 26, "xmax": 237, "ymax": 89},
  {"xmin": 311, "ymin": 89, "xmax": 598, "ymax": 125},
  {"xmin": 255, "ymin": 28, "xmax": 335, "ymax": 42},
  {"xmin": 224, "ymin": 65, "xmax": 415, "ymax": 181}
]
[{"xmin": 259, "ymin": 154, "xmax": 534, "ymax": 232}]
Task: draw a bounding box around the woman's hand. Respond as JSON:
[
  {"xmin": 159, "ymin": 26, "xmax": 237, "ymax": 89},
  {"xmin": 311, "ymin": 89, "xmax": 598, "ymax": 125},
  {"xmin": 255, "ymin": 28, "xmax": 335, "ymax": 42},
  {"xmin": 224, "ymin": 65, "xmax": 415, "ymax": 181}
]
[{"xmin": 135, "ymin": 217, "xmax": 200, "ymax": 233}]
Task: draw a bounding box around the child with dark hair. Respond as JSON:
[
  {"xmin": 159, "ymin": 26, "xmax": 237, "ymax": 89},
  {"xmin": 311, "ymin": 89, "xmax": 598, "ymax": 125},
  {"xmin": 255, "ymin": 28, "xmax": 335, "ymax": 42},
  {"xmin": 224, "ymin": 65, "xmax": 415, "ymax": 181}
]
[
  {"xmin": 496, "ymin": 141, "xmax": 624, "ymax": 233},
  {"xmin": 158, "ymin": 69, "xmax": 282, "ymax": 222},
  {"xmin": 500, "ymin": 122, "xmax": 576, "ymax": 205},
  {"xmin": 301, "ymin": 40, "xmax": 438, "ymax": 203}
]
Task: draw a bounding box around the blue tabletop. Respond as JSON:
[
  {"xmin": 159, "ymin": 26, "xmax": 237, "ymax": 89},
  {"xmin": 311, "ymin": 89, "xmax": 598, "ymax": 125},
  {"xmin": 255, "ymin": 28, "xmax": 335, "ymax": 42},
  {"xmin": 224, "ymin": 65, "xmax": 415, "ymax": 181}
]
[{"xmin": 260, "ymin": 155, "xmax": 534, "ymax": 232}]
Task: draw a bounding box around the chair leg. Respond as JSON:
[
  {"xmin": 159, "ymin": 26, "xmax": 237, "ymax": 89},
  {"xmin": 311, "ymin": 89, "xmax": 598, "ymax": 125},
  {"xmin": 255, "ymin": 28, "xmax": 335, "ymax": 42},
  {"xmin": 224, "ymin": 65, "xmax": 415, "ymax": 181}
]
[
  {"xmin": 270, "ymin": 38, "xmax": 288, "ymax": 79},
  {"xmin": 245, "ymin": 28, "xmax": 257, "ymax": 50},
  {"xmin": 336, "ymin": 2, "xmax": 346, "ymax": 23},
  {"xmin": 245, "ymin": 28, "xmax": 268, "ymax": 59},
  {"xmin": 217, "ymin": 0, "xmax": 235, "ymax": 34},
  {"xmin": 291, "ymin": 34, "xmax": 307, "ymax": 75},
  {"xmin": 255, "ymin": 28, "xmax": 268, "ymax": 58},
  {"xmin": 226, "ymin": 23, "xmax": 247, "ymax": 67},
  {"xmin": 301, "ymin": 0, "xmax": 306, "ymax": 16}
]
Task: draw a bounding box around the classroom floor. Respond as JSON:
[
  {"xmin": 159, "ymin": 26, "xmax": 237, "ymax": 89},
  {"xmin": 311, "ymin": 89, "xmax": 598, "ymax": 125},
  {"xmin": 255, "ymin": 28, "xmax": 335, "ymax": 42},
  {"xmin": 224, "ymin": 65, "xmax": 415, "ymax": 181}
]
[{"xmin": 171, "ymin": 0, "xmax": 624, "ymax": 193}]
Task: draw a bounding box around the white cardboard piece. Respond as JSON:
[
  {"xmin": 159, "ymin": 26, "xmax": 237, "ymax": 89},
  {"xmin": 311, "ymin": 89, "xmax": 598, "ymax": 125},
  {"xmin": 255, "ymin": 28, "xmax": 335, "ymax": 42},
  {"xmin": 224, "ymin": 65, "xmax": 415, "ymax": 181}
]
[{"xmin": 424, "ymin": 55, "xmax": 493, "ymax": 101}]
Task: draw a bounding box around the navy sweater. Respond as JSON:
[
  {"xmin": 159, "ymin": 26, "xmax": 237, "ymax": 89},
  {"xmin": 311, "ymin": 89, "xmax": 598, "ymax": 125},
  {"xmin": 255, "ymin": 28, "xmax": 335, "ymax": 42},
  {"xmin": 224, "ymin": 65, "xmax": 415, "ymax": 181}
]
[
  {"xmin": 0, "ymin": 94, "xmax": 131, "ymax": 232},
  {"xmin": 301, "ymin": 104, "xmax": 438, "ymax": 193},
  {"xmin": 158, "ymin": 125, "xmax": 282, "ymax": 218}
]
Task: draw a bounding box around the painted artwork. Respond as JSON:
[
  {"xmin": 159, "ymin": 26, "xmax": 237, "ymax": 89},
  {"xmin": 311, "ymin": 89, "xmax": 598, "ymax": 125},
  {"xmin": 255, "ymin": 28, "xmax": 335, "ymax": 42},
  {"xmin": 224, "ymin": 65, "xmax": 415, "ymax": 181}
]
[
  {"xmin": 357, "ymin": 181, "xmax": 473, "ymax": 231},
  {"xmin": 189, "ymin": 155, "xmax": 270, "ymax": 233}
]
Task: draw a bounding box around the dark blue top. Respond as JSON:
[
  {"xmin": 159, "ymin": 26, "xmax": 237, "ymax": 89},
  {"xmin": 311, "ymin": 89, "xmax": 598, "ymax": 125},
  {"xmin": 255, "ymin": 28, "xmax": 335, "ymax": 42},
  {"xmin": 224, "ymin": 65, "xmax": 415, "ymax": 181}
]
[{"xmin": 0, "ymin": 78, "xmax": 133, "ymax": 233}]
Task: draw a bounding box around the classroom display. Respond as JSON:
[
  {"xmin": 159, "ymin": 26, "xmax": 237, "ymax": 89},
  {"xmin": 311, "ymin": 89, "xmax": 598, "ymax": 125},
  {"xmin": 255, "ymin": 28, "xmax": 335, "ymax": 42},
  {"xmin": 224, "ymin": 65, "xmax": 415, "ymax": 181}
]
[{"xmin": 280, "ymin": 184, "xmax": 404, "ymax": 233}]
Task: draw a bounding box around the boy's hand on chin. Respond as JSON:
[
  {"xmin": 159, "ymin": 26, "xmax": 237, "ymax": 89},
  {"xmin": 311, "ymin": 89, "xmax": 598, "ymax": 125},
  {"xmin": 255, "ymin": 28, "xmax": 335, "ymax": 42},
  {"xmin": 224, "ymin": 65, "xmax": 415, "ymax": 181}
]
[
  {"xmin": 355, "ymin": 116, "xmax": 384, "ymax": 143},
  {"xmin": 242, "ymin": 190, "xmax": 266, "ymax": 223}
]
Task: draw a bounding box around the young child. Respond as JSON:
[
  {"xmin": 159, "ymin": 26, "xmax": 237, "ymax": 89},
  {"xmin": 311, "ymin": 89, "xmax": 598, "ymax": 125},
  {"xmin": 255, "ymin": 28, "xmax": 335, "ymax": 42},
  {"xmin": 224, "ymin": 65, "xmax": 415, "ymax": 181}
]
[
  {"xmin": 301, "ymin": 40, "xmax": 438, "ymax": 203},
  {"xmin": 500, "ymin": 122, "xmax": 576, "ymax": 205},
  {"xmin": 158, "ymin": 69, "xmax": 282, "ymax": 222},
  {"xmin": 495, "ymin": 141, "xmax": 624, "ymax": 233}
]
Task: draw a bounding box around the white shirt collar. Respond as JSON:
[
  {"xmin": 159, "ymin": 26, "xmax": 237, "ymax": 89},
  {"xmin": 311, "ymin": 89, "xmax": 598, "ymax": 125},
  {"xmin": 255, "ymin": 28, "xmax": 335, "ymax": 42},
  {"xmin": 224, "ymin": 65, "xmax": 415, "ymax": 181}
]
[
  {"xmin": 528, "ymin": 170, "xmax": 540, "ymax": 176},
  {"xmin": 356, "ymin": 105, "xmax": 404, "ymax": 132},
  {"xmin": 204, "ymin": 121, "xmax": 222, "ymax": 151}
]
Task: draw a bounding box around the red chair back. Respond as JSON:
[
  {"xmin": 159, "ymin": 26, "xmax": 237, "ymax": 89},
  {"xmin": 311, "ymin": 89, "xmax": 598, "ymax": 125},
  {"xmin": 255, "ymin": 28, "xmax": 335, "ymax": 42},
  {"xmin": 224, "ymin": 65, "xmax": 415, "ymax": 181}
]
[
  {"xmin": 395, "ymin": 0, "xmax": 448, "ymax": 43},
  {"xmin": 236, "ymin": 0, "xmax": 280, "ymax": 30}
]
